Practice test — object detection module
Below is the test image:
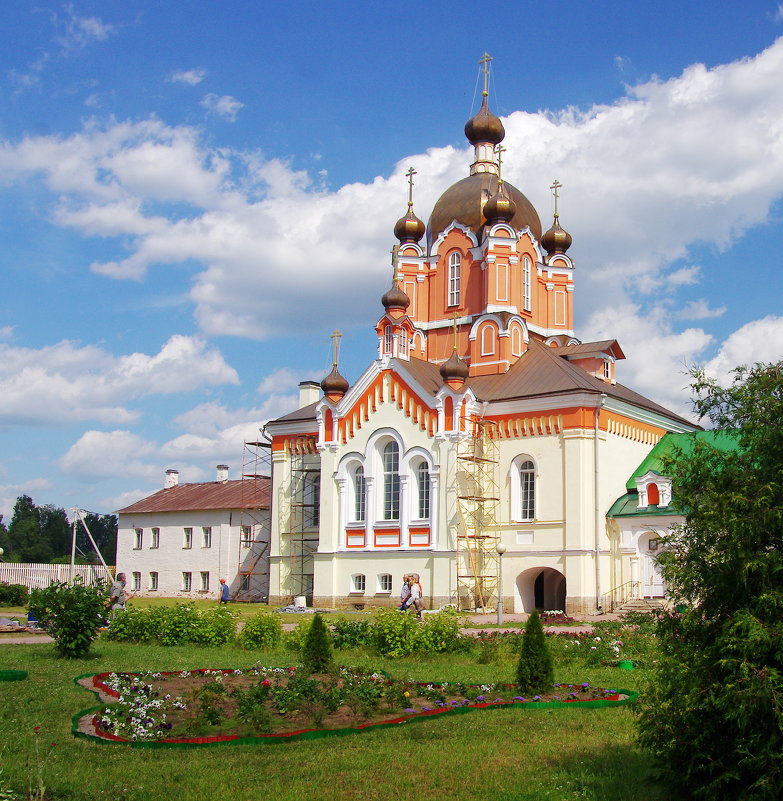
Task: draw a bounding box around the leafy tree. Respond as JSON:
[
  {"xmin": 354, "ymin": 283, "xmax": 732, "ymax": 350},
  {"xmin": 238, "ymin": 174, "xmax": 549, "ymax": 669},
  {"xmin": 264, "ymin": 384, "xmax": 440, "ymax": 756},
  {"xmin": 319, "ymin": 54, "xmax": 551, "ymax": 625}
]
[
  {"xmin": 27, "ymin": 577, "xmax": 108, "ymax": 658},
  {"xmin": 7, "ymin": 495, "xmax": 49, "ymax": 562},
  {"xmin": 516, "ymin": 609, "xmax": 553, "ymax": 694},
  {"xmin": 78, "ymin": 512, "xmax": 118, "ymax": 565},
  {"xmin": 635, "ymin": 362, "xmax": 783, "ymax": 800},
  {"xmin": 301, "ymin": 612, "xmax": 333, "ymax": 674}
]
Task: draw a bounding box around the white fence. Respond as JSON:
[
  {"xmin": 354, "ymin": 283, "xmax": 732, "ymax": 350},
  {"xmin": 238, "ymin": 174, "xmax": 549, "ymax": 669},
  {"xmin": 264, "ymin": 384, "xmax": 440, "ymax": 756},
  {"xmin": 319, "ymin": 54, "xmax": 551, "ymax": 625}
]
[{"xmin": 0, "ymin": 563, "xmax": 113, "ymax": 589}]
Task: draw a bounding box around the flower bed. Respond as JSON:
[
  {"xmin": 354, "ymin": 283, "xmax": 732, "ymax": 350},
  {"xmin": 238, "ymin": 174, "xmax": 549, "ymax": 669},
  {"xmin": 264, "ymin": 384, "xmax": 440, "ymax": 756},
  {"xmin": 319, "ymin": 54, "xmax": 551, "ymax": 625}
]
[{"xmin": 73, "ymin": 667, "xmax": 637, "ymax": 747}]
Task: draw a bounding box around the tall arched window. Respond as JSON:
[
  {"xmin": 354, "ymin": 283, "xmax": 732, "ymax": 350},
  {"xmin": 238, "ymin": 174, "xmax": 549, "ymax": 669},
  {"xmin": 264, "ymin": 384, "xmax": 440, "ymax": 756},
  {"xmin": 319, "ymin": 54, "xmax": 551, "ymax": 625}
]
[
  {"xmin": 353, "ymin": 466, "xmax": 366, "ymax": 522},
  {"xmin": 480, "ymin": 324, "xmax": 496, "ymax": 356},
  {"xmin": 511, "ymin": 324, "xmax": 523, "ymax": 356},
  {"xmin": 519, "ymin": 460, "xmax": 535, "ymax": 520},
  {"xmin": 416, "ymin": 461, "xmax": 430, "ymax": 520},
  {"xmin": 304, "ymin": 474, "xmax": 320, "ymax": 528},
  {"xmin": 647, "ymin": 483, "xmax": 660, "ymax": 507},
  {"xmin": 382, "ymin": 442, "xmax": 400, "ymax": 520},
  {"xmin": 384, "ymin": 325, "xmax": 393, "ymax": 354},
  {"xmin": 522, "ymin": 255, "xmax": 531, "ymax": 311},
  {"xmin": 448, "ymin": 251, "xmax": 461, "ymax": 307},
  {"xmin": 398, "ymin": 330, "xmax": 407, "ymax": 356}
]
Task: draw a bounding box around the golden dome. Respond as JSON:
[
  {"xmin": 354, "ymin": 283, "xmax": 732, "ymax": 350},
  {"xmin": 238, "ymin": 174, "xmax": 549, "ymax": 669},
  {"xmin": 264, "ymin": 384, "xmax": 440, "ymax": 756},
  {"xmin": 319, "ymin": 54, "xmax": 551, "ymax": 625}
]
[
  {"xmin": 439, "ymin": 350, "xmax": 470, "ymax": 383},
  {"xmin": 542, "ymin": 215, "xmax": 573, "ymax": 256},
  {"xmin": 320, "ymin": 365, "xmax": 349, "ymax": 397},
  {"xmin": 464, "ymin": 97, "xmax": 505, "ymax": 145},
  {"xmin": 381, "ymin": 283, "xmax": 410, "ymax": 312},
  {"xmin": 483, "ymin": 183, "xmax": 517, "ymax": 224},
  {"xmin": 427, "ymin": 173, "xmax": 542, "ymax": 245},
  {"xmin": 394, "ymin": 207, "xmax": 425, "ymax": 243}
]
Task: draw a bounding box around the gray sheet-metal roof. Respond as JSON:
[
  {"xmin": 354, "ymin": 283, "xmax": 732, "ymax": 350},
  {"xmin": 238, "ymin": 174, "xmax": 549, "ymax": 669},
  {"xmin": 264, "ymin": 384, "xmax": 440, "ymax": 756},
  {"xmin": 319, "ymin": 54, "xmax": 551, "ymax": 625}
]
[{"xmin": 117, "ymin": 477, "xmax": 270, "ymax": 514}]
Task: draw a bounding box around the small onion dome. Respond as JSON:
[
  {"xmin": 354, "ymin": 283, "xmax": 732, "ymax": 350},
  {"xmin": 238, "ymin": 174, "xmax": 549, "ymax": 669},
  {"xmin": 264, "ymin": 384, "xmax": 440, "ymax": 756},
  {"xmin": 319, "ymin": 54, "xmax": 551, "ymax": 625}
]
[
  {"xmin": 394, "ymin": 207, "xmax": 425, "ymax": 243},
  {"xmin": 320, "ymin": 365, "xmax": 349, "ymax": 397},
  {"xmin": 483, "ymin": 184, "xmax": 517, "ymax": 225},
  {"xmin": 381, "ymin": 283, "xmax": 410, "ymax": 312},
  {"xmin": 464, "ymin": 97, "xmax": 505, "ymax": 146},
  {"xmin": 439, "ymin": 350, "xmax": 470, "ymax": 384},
  {"xmin": 541, "ymin": 215, "xmax": 573, "ymax": 256}
]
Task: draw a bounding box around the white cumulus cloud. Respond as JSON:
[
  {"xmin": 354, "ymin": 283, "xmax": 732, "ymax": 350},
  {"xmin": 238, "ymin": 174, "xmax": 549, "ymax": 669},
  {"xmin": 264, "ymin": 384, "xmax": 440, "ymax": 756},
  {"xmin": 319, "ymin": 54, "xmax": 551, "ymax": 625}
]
[
  {"xmin": 200, "ymin": 93, "xmax": 244, "ymax": 122},
  {"xmin": 168, "ymin": 68, "xmax": 207, "ymax": 86}
]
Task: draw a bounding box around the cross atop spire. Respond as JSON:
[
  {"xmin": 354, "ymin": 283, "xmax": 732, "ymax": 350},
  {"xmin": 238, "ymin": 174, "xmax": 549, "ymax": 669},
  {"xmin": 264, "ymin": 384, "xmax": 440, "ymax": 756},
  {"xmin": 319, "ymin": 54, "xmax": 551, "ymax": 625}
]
[
  {"xmin": 390, "ymin": 244, "xmax": 400, "ymax": 284},
  {"xmin": 550, "ymin": 179, "xmax": 563, "ymax": 220},
  {"xmin": 451, "ymin": 311, "xmax": 459, "ymax": 353},
  {"xmin": 330, "ymin": 329, "xmax": 342, "ymax": 368},
  {"xmin": 479, "ymin": 52, "xmax": 492, "ymax": 97},
  {"xmin": 495, "ymin": 144, "xmax": 506, "ymax": 188},
  {"xmin": 405, "ymin": 166, "xmax": 417, "ymax": 211}
]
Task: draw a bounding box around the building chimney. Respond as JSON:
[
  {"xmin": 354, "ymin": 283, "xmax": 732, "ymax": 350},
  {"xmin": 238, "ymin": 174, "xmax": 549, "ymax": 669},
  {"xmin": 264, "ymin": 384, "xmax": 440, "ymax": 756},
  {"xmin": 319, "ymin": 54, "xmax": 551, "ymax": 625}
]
[
  {"xmin": 298, "ymin": 380, "xmax": 321, "ymax": 409},
  {"xmin": 165, "ymin": 469, "xmax": 179, "ymax": 489},
  {"xmin": 216, "ymin": 464, "xmax": 229, "ymax": 482}
]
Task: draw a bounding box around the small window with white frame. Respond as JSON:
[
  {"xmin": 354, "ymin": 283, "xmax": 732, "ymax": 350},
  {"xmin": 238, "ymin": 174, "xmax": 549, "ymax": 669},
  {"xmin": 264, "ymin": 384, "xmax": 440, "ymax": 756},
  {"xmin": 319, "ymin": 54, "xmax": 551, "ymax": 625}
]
[
  {"xmin": 351, "ymin": 574, "xmax": 366, "ymax": 594},
  {"xmin": 131, "ymin": 571, "xmax": 141, "ymax": 591},
  {"xmin": 377, "ymin": 573, "xmax": 393, "ymax": 593},
  {"xmin": 149, "ymin": 571, "xmax": 158, "ymax": 591},
  {"xmin": 134, "ymin": 528, "xmax": 143, "ymax": 549},
  {"xmin": 151, "ymin": 527, "xmax": 160, "ymax": 549},
  {"xmin": 200, "ymin": 571, "xmax": 210, "ymax": 592},
  {"xmin": 448, "ymin": 251, "xmax": 461, "ymax": 307},
  {"xmin": 240, "ymin": 525, "xmax": 253, "ymax": 549},
  {"xmin": 202, "ymin": 526, "xmax": 212, "ymax": 548},
  {"xmin": 182, "ymin": 571, "xmax": 192, "ymax": 592},
  {"xmin": 603, "ymin": 360, "xmax": 611, "ymax": 380},
  {"xmin": 353, "ymin": 465, "xmax": 366, "ymax": 523},
  {"xmin": 183, "ymin": 527, "xmax": 193, "ymax": 549}
]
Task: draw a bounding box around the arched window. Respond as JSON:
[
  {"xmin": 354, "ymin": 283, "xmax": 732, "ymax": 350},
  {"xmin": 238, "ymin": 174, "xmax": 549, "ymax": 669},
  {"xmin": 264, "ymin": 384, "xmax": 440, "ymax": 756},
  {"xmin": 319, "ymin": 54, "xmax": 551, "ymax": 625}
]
[
  {"xmin": 382, "ymin": 441, "xmax": 400, "ymax": 520},
  {"xmin": 480, "ymin": 324, "xmax": 496, "ymax": 356},
  {"xmin": 522, "ymin": 255, "xmax": 531, "ymax": 311},
  {"xmin": 353, "ymin": 466, "xmax": 366, "ymax": 522},
  {"xmin": 398, "ymin": 330, "xmax": 407, "ymax": 356},
  {"xmin": 519, "ymin": 460, "xmax": 535, "ymax": 520},
  {"xmin": 448, "ymin": 251, "xmax": 461, "ymax": 307},
  {"xmin": 511, "ymin": 324, "xmax": 523, "ymax": 357},
  {"xmin": 647, "ymin": 483, "xmax": 660, "ymax": 507},
  {"xmin": 384, "ymin": 325, "xmax": 393, "ymax": 354},
  {"xmin": 416, "ymin": 461, "xmax": 430, "ymax": 520}
]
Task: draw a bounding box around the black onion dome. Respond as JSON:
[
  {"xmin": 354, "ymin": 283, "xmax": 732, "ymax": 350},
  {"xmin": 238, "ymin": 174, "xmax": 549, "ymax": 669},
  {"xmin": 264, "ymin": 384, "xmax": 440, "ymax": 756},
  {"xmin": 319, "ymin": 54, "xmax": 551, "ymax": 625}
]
[
  {"xmin": 464, "ymin": 98, "xmax": 505, "ymax": 145},
  {"xmin": 439, "ymin": 350, "xmax": 470, "ymax": 383},
  {"xmin": 320, "ymin": 365, "xmax": 349, "ymax": 396},
  {"xmin": 381, "ymin": 283, "xmax": 410, "ymax": 311},
  {"xmin": 427, "ymin": 173, "xmax": 542, "ymax": 245},
  {"xmin": 483, "ymin": 184, "xmax": 517, "ymax": 224},
  {"xmin": 542, "ymin": 216, "xmax": 573, "ymax": 256},
  {"xmin": 394, "ymin": 208, "xmax": 425, "ymax": 243}
]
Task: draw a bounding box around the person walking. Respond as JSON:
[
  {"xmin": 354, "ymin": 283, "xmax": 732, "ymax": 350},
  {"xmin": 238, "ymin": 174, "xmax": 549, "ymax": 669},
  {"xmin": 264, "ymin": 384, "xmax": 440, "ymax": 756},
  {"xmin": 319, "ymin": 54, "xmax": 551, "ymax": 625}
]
[
  {"xmin": 108, "ymin": 573, "xmax": 127, "ymax": 611},
  {"xmin": 219, "ymin": 578, "xmax": 230, "ymax": 604},
  {"xmin": 399, "ymin": 573, "xmax": 411, "ymax": 611},
  {"xmin": 408, "ymin": 574, "xmax": 424, "ymax": 619}
]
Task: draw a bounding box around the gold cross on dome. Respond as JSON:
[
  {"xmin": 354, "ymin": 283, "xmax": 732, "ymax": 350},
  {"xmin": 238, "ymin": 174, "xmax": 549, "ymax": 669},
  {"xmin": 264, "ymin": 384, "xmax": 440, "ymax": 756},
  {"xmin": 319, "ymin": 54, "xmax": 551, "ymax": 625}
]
[
  {"xmin": 452, "ymin": 311, "xmax": 459, "ymax": 352},
  {"xmin": 479, "ymin": 52, "xmax": 492, "ymax": 97},
  {"xmin": 330, "ymin": 329, "xmax": 342, "ymax": 368},
  {"xmin": 496, "ymin": 144, "xmax": 506, "ymax": 186},
  {"xmin": 550, "ymin": 179, "xmax": 563, "ymax": 218},
  {"xmin": 405, "ymin": 166, "xmax": 417, "ymax": 210}
]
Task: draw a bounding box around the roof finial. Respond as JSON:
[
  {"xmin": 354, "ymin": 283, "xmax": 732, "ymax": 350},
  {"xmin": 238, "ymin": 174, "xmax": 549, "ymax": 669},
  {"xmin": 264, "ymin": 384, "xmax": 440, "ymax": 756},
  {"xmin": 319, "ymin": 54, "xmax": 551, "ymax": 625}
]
[
  {"xmin": 550, "ymin": 179, "xmax": 563, "ymax": 221},
  {"xmin": 405, "ymin": 166, "xmax": 417, "ymax": 211},
  {"xmin": 479, "ymin": 52, "xmax": 492, "ymax": 98},
  {"xmin": 496, "ymin": 143, "xmax": 506, "ymax": 190},
  {"xmin": 452, "ymin": 311, "xmax": 459, "ymax": 353},
  {"xmin": 330, "ymin": 329, "xmax": 342, "ymax": 368},
  {"xmin": 390, "ymin": 244, "xmax": 400, "ymax": 284}
]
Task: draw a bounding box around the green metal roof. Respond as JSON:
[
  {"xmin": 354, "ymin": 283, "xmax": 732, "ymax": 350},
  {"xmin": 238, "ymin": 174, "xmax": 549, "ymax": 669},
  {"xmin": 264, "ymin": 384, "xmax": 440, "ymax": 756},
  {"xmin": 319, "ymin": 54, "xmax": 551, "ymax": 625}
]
[
  {"xmin": 606, "ymin": 492, "xmax": 678, "ymax": 518},
  {"xmin": 624, "ymin": 430, "xmax": 740, "ymax": 490}
]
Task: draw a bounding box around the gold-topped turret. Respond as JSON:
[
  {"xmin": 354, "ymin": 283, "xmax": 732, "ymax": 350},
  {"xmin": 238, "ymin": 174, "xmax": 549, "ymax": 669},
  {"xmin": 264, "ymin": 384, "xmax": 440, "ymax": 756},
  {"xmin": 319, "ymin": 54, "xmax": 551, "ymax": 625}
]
[
  {"xmin": 381, "ymin": 245, "xmax": 410, "ymax": 312},
  {"xmin": 542, "ymin": 179, "xmax": 573, "ymax": 256},
  {"xmin": 394, "ymin": 167, "xmax": 425, "ymax": 243},
  {"xmin": 321, "ymin": 330, "xmax": 349, "ymax": 399},
  {"xmin": 464, "ymin": 53, "xmax": 505, "ymax": 147}
]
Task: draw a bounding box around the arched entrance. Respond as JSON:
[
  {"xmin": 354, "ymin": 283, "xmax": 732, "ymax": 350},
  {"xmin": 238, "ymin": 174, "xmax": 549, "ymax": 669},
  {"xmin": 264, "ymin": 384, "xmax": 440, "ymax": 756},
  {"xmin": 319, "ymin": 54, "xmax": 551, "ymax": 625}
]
[{"xmin": 514, "ymin": 567, "xmax": 566, "ymax": 613}]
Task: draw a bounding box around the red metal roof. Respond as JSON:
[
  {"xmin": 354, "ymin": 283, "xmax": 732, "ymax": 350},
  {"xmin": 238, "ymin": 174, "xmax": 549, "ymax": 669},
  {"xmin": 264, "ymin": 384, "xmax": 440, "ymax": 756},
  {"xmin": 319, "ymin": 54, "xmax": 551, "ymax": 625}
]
[{"xmin": 117, "ymin": 477, "xmax": 270, "ymax": 514}]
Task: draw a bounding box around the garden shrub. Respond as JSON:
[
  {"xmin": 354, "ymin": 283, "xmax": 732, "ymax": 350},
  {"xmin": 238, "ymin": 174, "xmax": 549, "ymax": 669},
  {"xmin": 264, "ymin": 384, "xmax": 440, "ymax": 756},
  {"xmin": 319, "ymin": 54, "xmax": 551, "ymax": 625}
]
[
  {"xmin": 238, "ymin": 611, "xmax": 282, "ymax": 649},
  {"xmin": 106, "ymin": 604, "xmax": 236, "ymax": 646},
  {"xmin": 372, "ymin": 608, "xmax": 421, "ymax": 657},
  {"xmin": 301, "ymin": 612, "xmax": 333, "ymax": 673},
  {"xmin": 516, "ymin": 610, "xmax": 554, "ymax": 694},
  {"xmin": 284, "ymin": 617, "xmax": 313, "ymax": 652},
  {"xmin": 27, "ymin": 577, "xmax": 107, "ymax": 658},
  {"xmin": 330, "ymin": 616, "xmax": 372, "ymax": 649},
  {"xmin": 0, "ymin": 582, "xmax": 28, "ymax": 606},
  {"xmin": 417, "ymin": 608, "xmax": 469, "ymax": 653},
  {"xmin": 190, "ymin": 605, "xmax": 237, "ymax": 646}
]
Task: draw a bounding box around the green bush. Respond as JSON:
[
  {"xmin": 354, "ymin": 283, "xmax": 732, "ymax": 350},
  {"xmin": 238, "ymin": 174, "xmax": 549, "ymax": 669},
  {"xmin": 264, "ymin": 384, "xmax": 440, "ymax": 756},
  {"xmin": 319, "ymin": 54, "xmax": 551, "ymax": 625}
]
[
  {"xmin": 238, "ymin": 611, "xmax": 282, "ymax": 649},
  {"xmin": 27, "ymin": 578, "xmax": 107, "ymax": 658},
  {"xmin": 190, "ymin": 606, "xmax": 237, "ymax": 646},
  {"xmin": 0, "ymin": 582, "xmax": 28, "ymax": 606},
  {"xmin": 516, "ymin": 610, "xmax": 554, "ymax": 694},
  {"xmin": 284, "ymin": 617, "xmax": 313, "ymax": 652},
  {"xmin": 418, "ymin": 608, "xmax": 469, "ymax": 653},
  {"xmin": 301, "ymin": 613, "xmax": 333, "ymax": 673},
  {"xmin": 330, "ymin": 616, "xmax": 373, "ymax": 649},
  {"xmin": 372, "ymin": 608, "xmax": 422, "ymax": 657},
  {"xmin": 105, "ymin": 604, "xmax": 236, "ymax": 647}
]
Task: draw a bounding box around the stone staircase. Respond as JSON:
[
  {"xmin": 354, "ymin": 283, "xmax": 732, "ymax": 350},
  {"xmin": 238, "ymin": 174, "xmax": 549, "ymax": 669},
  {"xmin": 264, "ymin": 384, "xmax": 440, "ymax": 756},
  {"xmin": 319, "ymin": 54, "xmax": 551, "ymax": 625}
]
[{"xmin": 615, "ymin": 597, "xmax": 667, "ymax": 614}]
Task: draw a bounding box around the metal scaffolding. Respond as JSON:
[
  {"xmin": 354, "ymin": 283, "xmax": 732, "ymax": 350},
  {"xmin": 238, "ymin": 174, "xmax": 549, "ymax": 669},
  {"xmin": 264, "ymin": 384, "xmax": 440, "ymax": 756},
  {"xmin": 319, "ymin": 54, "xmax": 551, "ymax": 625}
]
[
  {"xmin": 278, "ymin": 436, "xmax": 320, "ymax": 605},
  {"xmin": 237, "ymin": 440, "xmax": 272, "ymax": 602},
  {"xmin": 455, "ymin": 419, "xmax": 501, "ymax": 612}
]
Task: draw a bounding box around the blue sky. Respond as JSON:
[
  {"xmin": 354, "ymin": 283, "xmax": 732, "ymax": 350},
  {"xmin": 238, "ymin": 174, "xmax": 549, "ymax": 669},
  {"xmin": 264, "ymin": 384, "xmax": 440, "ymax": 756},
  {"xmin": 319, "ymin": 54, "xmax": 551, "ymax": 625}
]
[{"xmin": 1, "ymin": 0, "xmax": 783, "ymax": 520}]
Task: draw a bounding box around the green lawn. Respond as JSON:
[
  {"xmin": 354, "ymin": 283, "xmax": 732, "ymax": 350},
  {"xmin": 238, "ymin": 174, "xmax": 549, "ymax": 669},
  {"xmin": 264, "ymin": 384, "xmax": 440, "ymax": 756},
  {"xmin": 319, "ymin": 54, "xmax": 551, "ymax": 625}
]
[{"xmin": 0, "ymin": 633, "xmax": 662, "ymax": 801}]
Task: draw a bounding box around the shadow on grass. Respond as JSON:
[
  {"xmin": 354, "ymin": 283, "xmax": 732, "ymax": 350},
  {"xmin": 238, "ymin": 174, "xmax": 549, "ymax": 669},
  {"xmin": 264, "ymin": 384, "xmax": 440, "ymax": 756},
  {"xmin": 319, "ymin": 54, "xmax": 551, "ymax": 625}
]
[{"xmin": 532, "ymin": 741, "xmax": 667, "ymax": 801}]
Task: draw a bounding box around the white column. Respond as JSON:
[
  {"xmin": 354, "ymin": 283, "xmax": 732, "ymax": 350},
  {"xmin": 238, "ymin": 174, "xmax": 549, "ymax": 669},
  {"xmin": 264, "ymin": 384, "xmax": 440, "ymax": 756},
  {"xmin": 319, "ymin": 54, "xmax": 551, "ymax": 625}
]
[
  {"xmin": 364, "ymin": 476, "xmax": 375, "ymax": 549},
  {"xmin": 399, "ymin": 474, "xmax": 409, "ymax": 548}
]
